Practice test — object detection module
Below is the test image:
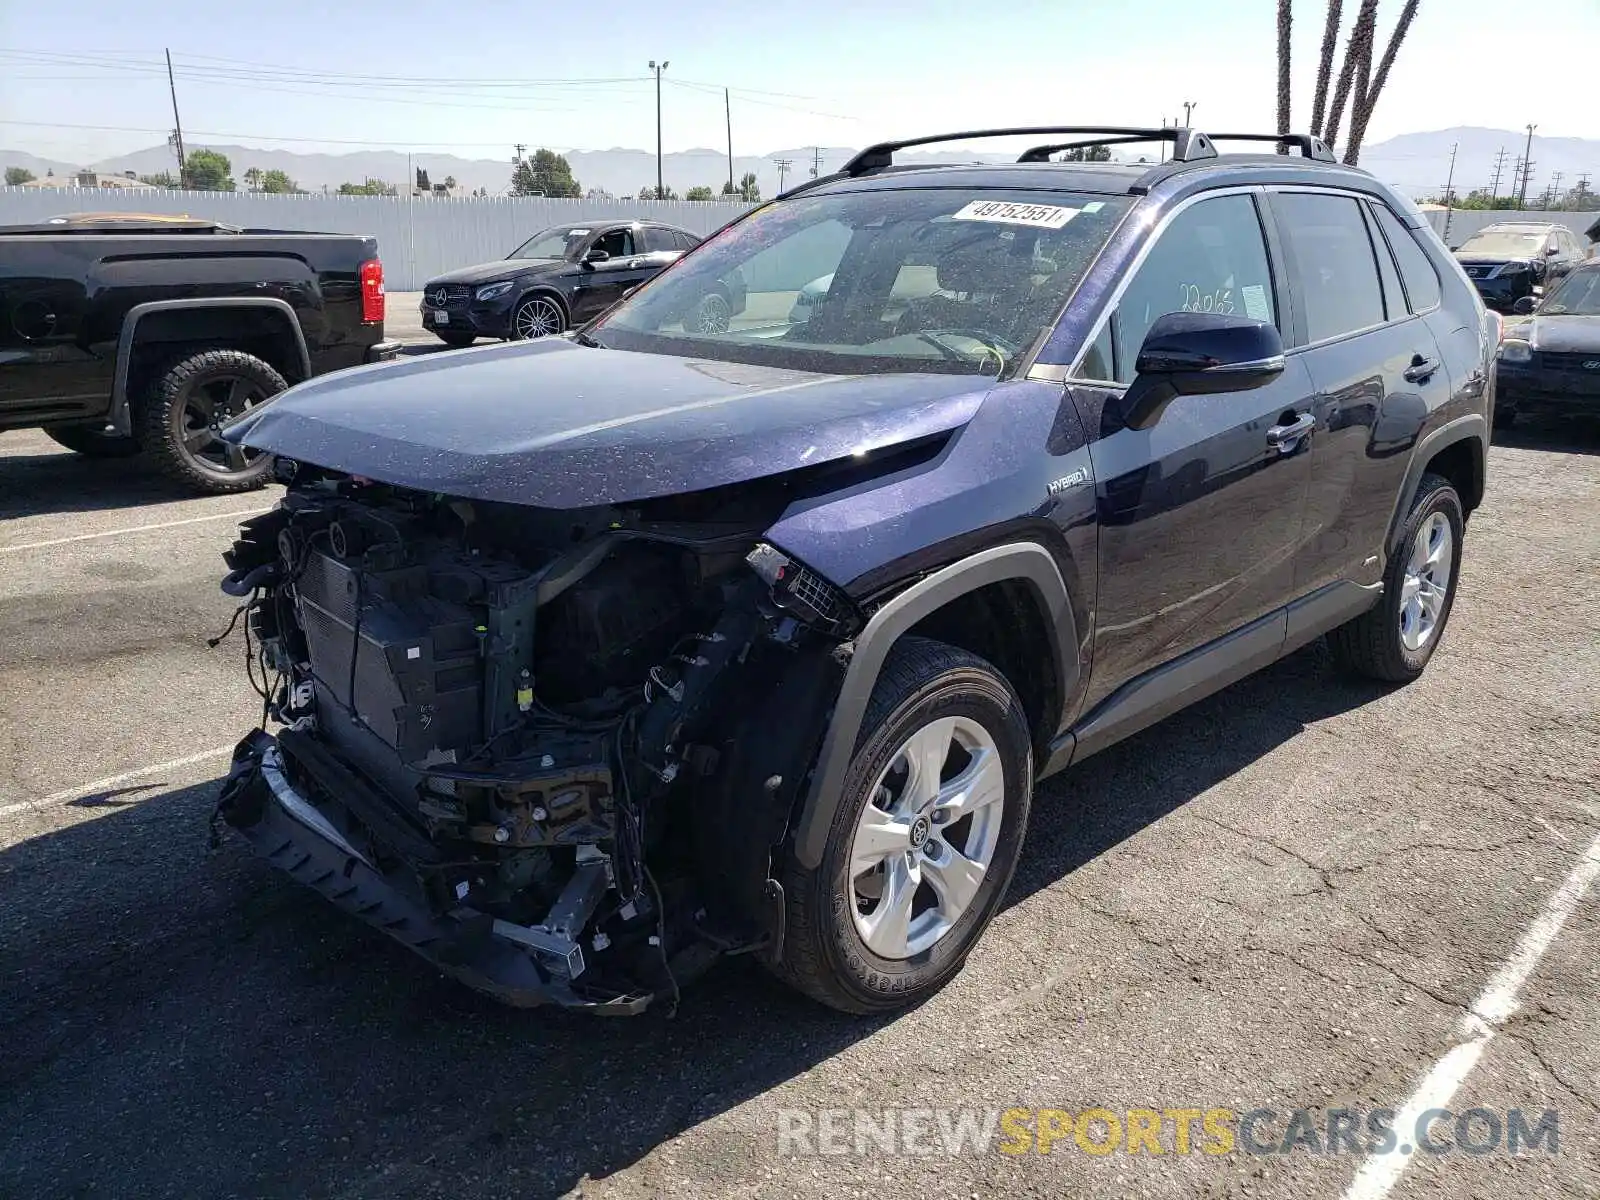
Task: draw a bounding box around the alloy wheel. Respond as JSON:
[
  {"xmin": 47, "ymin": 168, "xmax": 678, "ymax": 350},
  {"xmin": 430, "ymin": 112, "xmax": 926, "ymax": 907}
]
[
  {"xmin": 1399, "ymin": 510, "xmax": 1454, "ymax": 651},
  {"xmin": 848, "ymin": 715, "xmax": 1006, "ymax": 960},
  {"xmin": 513, "ymin": 297, "xmax": 564, "ymax": 339},
  {"xmin": 178, "ymin": 375, "xmax": 269, "ymax": 476},
  {"xmin": 687, "ymin": 292, "xmax": 732, "ymax": 334}
]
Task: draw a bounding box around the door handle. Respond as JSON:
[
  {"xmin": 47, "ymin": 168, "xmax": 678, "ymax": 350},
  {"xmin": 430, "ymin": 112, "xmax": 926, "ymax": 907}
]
[
  {"xmin": 1267, "ymin": 412, "xmax": 1315, "ymax": 449},
  {"xmin": 1403, "ymin": 354, "xmax": 1440, "ymax": 383}
]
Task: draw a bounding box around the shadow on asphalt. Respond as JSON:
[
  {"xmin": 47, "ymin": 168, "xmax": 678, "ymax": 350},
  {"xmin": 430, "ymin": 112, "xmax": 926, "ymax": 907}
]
[
  {"xmin": 0, "ymin": 441, "xmax": 234, "ymax": 520},
  {"xmin": 0, "ymin": 641, "xmax": 1387, "ymax": 1198},
  {"xmin": 1491, "ymin": 413, "xmax": 1600, "ymax": 456}
]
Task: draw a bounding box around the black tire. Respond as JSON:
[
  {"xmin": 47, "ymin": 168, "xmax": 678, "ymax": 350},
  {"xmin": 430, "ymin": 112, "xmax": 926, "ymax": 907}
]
[
  {"xmin": 510, "ymin": 294, "xmax": 566, "ymax": 340},
  {"xmin": 1328, "ymin": 472, "xmax": 1465, "ymax": 683},
  {"xmin": 771, "ymin": 637, "xmax": 1033, "ymax": 1014},
  {"xmin": 43, "ymin": 424, "xmax": 141, "ymax": 458},
  {"xmin": 137, "ymin": 349, "xmax": 285, "ymax": 494},
  {"xmin": 435, "ymin": 330, "xmax": 476, "ymax": 348}
]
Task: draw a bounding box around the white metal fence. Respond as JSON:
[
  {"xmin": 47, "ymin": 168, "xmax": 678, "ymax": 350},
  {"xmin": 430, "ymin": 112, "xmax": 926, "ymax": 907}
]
[
  {"xmin": 0, "ymin": 188, "xmax": 756, "ymax": 289},
  {"xmin": 2, "ymin": 187, "xmax": 1592, "ymax": 290}
]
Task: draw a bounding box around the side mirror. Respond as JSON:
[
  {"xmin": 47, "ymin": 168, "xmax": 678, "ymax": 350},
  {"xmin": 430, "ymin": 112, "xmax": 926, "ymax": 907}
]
[
  {"xmin": 1544, "ymin": 244, "xmax": 1560, "ymax": 256},
  {"xmin": 1121, "ymin": 311, "xmax": 1285, "ymax": 430},
  {"xmin": 1511, "ymin": 295, "xmax": 1537, "ymax": 315},
  {"xmin": 584, "ymin": 248, "xmax": 611, "ymax": 265}
]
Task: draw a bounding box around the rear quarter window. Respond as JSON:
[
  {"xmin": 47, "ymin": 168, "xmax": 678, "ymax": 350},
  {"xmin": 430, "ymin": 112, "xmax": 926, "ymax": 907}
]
[{"xmin": 1372, "ymin": 204, "xmax": 1442, "ymax": 313}]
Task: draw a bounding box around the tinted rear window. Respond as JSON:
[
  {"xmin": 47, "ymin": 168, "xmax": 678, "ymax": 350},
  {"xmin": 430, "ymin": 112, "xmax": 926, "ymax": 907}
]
[
  {"xmin": 1275, "ymin": 192, "xmax": 1385, "ymax": 342},
  {"xmin": 1373, "ymin": 205, "xmax": 1442, "ymax": 312}
]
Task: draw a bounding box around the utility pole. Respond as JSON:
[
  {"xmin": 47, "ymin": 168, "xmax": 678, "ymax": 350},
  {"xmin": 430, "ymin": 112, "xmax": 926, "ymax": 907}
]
[
  {"xmin": 1441, "ymin": 141, "xmax": 1459, "ymax": 244},
  {"xmin": 725, "ymin": 87, "xmax": 734, "ymax": 195},
  {"xmin": 810, "ymin": 146, "xmax": 822, "ymax": 178},
  {"xmin": 648, "ymin": 60, "xmax": 669, "ymax": 199},
  {"xmin": 1576, "ymin": 173, "xmax": 1593, "ymax": 209},
  {"xmin": 1516, "ymin": 123, "xmax": 1537, "ymax": 209},
  {"xmin": 1489, "ymin": 147, "xmax": 1509, "ymax": 201},
  {"xmin": 773, "ymin": 157, "xmax": 792, "ymax": 195},
  {"xmin": 165, "ymin": 48, "xmax": 186, "ymax": 186},
  {"xmin": 1549, "ymin": 170, "xmax": 1565, "ymax": 210},
  {"xmin": 1182, "ymin": 99, "xmax": 1197, "ymax": 127}
]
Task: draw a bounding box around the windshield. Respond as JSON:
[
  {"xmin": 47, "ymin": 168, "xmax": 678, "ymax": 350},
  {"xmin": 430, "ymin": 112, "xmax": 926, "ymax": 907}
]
[
  {"xmin": 509, "ymin": 226, "xmax": 591, "ymax": 261},
  {"xmin": 1541, "ymin": 268, "xmax": 1600, "ymax": 315},
  {"xmin": 1457, "ymin": 229, "xmax": 1546, "ymax": 258},
  {"xmin": 594, "ymin": 188, "xmax": 1131, "ymax": 379}
]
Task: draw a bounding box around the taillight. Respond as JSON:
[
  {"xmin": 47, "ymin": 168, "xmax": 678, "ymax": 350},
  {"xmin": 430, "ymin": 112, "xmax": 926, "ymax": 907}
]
[{"xmin": 359, "ymin": 258, "xmax": 385, "ymax": 324}]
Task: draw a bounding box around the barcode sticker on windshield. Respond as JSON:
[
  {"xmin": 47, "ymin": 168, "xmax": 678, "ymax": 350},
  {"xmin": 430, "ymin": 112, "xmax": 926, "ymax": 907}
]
[
  {"xmin": 952, "ymin": 201, "xmax": 1079, "ymax": 229},
  {"xmin": 1241, "ymin": 284, "xmax": 1272, "ymax": 321}
]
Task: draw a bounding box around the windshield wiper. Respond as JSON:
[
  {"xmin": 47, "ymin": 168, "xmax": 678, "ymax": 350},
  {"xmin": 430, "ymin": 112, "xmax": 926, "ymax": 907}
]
[
  {"xmin": 909, "ymin": 331, "xmax": 1008, "ymax": 373},
  {"xmin": 571, "ymin": 330, "xmax": 606, "ymax": 348}
]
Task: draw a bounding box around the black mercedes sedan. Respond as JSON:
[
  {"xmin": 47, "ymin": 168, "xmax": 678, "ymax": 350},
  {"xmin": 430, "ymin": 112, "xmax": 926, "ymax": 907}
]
[
  {"xmin": 1496, "ymin": 259, "xmax": 1600, "ymax": 425},
  {"xmin": 419, "ymin": 219, "xmax": 741, "ymax": 346}
]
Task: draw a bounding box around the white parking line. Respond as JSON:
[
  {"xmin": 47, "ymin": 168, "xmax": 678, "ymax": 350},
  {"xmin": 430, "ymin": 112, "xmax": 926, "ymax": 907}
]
[
  {"xmin": 0, "ymin": 509, "xmax": 267, "ymax": 555},
  {"xmin": 0, "ymin": 745, "xmax": 235, "ymax": 820},
  {"xmin": 1340, "ymin": 825, "xmax": 1600, "ymax": 1200}
]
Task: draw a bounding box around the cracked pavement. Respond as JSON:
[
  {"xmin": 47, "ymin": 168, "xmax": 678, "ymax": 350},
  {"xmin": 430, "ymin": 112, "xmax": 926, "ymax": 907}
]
[{"xmin": 1, "ymin": 419, "xmax": 1597, "ymax": 1200}]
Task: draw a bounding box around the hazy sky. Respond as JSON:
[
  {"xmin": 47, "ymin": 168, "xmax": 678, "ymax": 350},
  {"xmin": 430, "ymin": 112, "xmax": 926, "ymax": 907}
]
[{"xmin": 2, "ymin": 0, "xmax": 1596, "ymax": 164}]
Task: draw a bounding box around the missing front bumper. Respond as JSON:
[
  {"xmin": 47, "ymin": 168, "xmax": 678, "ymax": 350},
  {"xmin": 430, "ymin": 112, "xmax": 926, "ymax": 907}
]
[{"xmin": 214, "ymin": 731, "xmax": 654, "ymax": 1014}]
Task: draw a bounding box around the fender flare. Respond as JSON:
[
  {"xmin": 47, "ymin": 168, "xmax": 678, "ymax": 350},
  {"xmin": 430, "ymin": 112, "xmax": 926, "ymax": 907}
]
[
  {"xmin": 1384, "ymin": 412, "xmax": 1486, "ymax": 558},
  {"xmin": 111, "ymin": 298, "xmax": 311, "ymax": 436},
  {"xmin": 791, "ymin": 542, "xmax": 1078, "ymax": 870}
]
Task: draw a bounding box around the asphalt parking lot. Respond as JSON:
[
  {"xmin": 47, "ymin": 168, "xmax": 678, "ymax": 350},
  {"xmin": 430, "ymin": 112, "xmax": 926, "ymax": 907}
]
[{"xmin": 1, "ymin": 411, "xmax": 1597, "ymax": 1200}]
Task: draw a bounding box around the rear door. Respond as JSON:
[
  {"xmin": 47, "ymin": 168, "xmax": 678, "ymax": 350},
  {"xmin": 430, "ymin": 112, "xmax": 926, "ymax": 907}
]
[
  {"xmin": 1267, "ymin": 189, "xmax": 1451, "ymax": 614},
  {"xmin": 1077, "ymin": 190, "xmax": 1315, "ymax": 709}
]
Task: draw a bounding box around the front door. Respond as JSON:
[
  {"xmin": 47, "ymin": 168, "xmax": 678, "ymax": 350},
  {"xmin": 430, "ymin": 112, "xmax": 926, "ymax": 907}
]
[
  {"xmin": 1077, "ymin": 191, "xmax": 1314, "ymax": 710},
  {"xmin": 569, "ymin": 227, "xmax": 653, "ymax": 322}
]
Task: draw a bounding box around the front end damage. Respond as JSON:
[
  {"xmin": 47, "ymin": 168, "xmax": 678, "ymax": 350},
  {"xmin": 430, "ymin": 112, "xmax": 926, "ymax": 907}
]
[{"xmin": 213, "ymin": 463, "xmax": 859, "ymax": 1012}]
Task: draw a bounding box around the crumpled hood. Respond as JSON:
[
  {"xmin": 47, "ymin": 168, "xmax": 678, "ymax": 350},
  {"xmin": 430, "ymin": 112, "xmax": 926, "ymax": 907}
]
[
  {"xmin": 1525, "ymin": 314, "xmax": 1600, "ymax": 353},
  {"xmin": 424, "ymin": 259, "xmax": 564, "ymax": 287},
  {"xmin": 226, "ymin": 338, "xmax": 990, "ymax": 508}
]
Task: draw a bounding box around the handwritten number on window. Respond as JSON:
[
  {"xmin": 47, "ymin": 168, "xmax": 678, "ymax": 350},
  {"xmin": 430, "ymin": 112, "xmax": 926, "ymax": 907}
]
[{"xmin": 1178, "ymin": 283, "xmax": 1234, "ymax": 315}]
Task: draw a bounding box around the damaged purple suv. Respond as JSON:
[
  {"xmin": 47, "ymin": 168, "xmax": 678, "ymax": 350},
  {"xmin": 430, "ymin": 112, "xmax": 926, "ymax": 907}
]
[{"xmin": 214, "ymin": 126, "xmax": 1494, "ymax": 1014}]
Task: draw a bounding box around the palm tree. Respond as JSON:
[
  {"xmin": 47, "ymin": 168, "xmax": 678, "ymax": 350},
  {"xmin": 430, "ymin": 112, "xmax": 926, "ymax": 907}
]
[
  {"xmin": 243, "ymin": 166, "xmax": 262, "ymax": 192},
  {"xmin": 1309, "ymin": 0, "xmax": 1344, "ymax": 138},
  {"xmin": 1342, "ymin": 0, "xmax": 1420, "ymax": 164},
  {"xmin": 1276, "ymin": 0, "xmax": 1294, "ymax": 150},
  {"xmin": 1322, "ymin": 0, "xmax": 1377, "ymax": 150}
]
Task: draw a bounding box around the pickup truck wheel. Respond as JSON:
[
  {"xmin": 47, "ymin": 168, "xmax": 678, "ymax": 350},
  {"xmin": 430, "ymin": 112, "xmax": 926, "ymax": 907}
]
[
  {"xmin": 773, "ymin": 637, "xmax": 1032, "ymax": 1013},
  {"xmin": 138, "ymin": 349, "xmax": 285, "ymax": 494},
  {"xmin": 44, "ymin": 425, "xmax": 141, "ymax": 458},
  {"xmin": 1328, "ymin": 472, "xmax": 1464, "ymax": 683}
]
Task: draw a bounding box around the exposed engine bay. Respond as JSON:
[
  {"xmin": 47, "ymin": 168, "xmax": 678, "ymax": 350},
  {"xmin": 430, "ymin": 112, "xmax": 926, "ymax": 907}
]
[{"xmin": 213, "ymin": 462, "xmax": 860, "ymax": 1011}]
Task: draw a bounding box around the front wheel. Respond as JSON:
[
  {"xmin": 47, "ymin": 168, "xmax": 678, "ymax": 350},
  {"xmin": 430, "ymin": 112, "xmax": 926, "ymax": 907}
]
[
  {"xmin": 510, "ymin": 295, "xmax": 565, "ymax": 340},
  {"xmin": 137, "ymin": 348, "xmax": 284, "ymax": 494},
  {"xmin": 1328, "ymin": 472, "xmax": 1464, "ymax": 683},
  {"xmin": 772, "ymin": 637, "xmax": 1033, "ymax": 1013}
]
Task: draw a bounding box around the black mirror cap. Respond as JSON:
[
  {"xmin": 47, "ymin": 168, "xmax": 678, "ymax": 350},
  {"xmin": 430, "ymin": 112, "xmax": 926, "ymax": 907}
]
[
  {"xmin": 1511, "ymin": 295, "xmax": 1538, "ymax": 315},
  {"xmin": 585, "ymin": 248, "xmax": 611, "ymax": 264},
  {"xmin": 1122, "ymin": 312, "xmax": 1285, "ymax": 430}
]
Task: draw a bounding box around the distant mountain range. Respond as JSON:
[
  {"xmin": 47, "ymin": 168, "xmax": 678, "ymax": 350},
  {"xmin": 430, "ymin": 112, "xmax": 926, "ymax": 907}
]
[{"xmin": 5, "ymin": 127, "xmax": 1598, "ymax": 205}]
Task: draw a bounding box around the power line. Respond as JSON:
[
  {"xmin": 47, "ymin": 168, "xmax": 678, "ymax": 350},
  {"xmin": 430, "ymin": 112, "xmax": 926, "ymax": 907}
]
[{"xmin": 0, "ymin": 118, "xmax": 605, "ymax": 150}]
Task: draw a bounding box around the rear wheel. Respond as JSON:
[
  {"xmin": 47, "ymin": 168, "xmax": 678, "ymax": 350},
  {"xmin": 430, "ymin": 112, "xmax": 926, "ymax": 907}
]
[
  {"xmin": 1328, "ymin": 472, "xmax": 1464, "ymax": 683},
  {"xmin": 772, "ymin": 637, "xmax": 1032, "ymax": 1013},
  {"xmin": 137, "ymin": 349, "xmax": 284, "ymax": 494},
  {"xmin": 44, "ymin": 424, "xmax": 141, "ymax": 458}
]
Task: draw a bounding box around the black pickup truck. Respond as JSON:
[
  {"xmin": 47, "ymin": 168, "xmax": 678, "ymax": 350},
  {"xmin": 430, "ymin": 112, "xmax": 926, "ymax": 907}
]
[{"xmin": 0, "ymin": 213, "xmax": 399, "ymax": 493}]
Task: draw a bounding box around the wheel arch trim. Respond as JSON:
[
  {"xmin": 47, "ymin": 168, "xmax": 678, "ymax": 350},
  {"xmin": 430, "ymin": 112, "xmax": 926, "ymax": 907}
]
[
  {"xmin": 112, "ymin": 298, "xmax": 310, "ymax": 436},
  {"xmin": 1384, "ymin": 412, "xmax": 1486, "ymax": 559},
  {"xmin": 791, "ymin": 542, "xmax": 1077, "ymax": 870}
]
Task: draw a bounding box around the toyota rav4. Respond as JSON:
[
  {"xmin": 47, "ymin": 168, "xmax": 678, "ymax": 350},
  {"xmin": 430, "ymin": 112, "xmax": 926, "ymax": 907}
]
[{"xmin": 212, "ymin": 126, "xmax": 1494, "ymax": 1015}]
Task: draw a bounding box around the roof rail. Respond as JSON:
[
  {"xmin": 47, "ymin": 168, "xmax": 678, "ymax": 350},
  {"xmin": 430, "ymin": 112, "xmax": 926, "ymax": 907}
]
[
  {"xmin": 1205, "ymin": 132, "xmax": 1337, "ymax": 162},
  {"xmin": 839, "ymin": 126, "xmax": 1219, "ymax": 176}
]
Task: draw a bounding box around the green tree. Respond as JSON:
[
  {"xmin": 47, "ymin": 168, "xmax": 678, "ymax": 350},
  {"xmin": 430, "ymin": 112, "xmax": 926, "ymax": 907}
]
[
  {"xmin": 337, "ymin": 178, "xmax": 397, "ymax": 196},
  {"xmin": 510, "ymin": 160, "xmax": 539, "ymax": 195},
  {"xmin": 4, "ymin": 166, "xmax": 36, "ymax": 185},
  {"xmin": 138, "ymin": 171, "xmax": 178, "ymax": 188},
  {"xmin": 529, "ymin": 148, "xmax": 581, "ymax": 198},
  {"xmin": 415, "ymin": 167, "xmax": 431, "ymax": 192},
  {"xmin": 243, "ymin": 166, "xmax": 263, "ymax": 191},
  {"xmin": 1063, "ymin": 145, "xmax": 1112, "ymax": 162},
  {"xmin": 184, "ymin": 148, "xmax": 234, "ymax": 191},
  {"xmin": 737, "ymin": 171, "xmax": 760, "ymax": 202},
  {"xmin": 259, "ymin": 169, "xmax": 299, "ymax": 194},
  {"xmin": 684, "ymin": 185, "xmax": 715, "ymax": 201}
]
